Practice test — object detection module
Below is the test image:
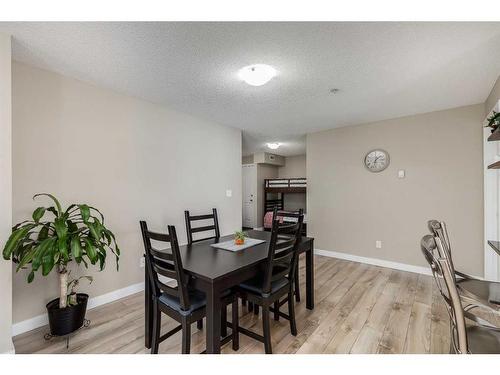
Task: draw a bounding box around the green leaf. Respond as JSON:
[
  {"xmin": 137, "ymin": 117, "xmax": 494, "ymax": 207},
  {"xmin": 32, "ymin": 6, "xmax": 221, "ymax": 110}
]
[
  {"xmin": 37, "ymin": 224, "xmax": 50, "ymax": 241},
  {"xmin": 32, "ymin": 207, "xmax": 46, "ymax": 223},
  {"xmin": 33, "ymin": 193, "xmax": 62, "ymax": 217},
  {"xmin": 79, "ymin": 204, "xmax": 90, "ymax": 223},
  {"xmin": 84, "ymin": 238, "xmax": 97, "ymax": 264},
  {"xmin": 70, "ymin": 236, "xmax": 83, "ymax": 260},
  {"xmin": 2, "ymin": 224, "xmax": 36, "ymax": 260},
  {"xmin": 54, "ymin": 217, "xmax": 69, "ymax": 261},
  {"xmin": 32, "ymin": 237, "xmax": 56, "ymax": 271},
  {"xmin": 67, "ymin": 219, "xmax": 78, "ymax": 234},
  {"xmin": 27, "ymin": 271, "xmax": 35, "ymax": 283},
  {"xmin": 87, "ymin": 221, "xmax": 101, "ymax": 241},
  {"xmin": 41, "ymin": 244, "xmax": 56, "ymax": 276}
]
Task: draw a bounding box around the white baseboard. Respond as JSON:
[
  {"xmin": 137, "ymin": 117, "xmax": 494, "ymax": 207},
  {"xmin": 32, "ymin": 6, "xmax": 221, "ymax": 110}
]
[
  {"xmin": 12, "ymin": 281, "xmax": 145, "ymax": 337},
  {"xmin": 314, "ymin": 248, "xmax": 432, "ymax": 276}
]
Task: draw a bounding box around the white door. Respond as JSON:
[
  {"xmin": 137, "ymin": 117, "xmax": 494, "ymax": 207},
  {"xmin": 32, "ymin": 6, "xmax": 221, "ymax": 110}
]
[{"xmin": 242, "ymin": 164, "xmax": 257, "ymax": 228}]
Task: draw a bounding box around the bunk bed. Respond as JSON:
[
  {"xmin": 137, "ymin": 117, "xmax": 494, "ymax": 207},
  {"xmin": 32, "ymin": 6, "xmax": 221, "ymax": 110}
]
[{"xmin": 263, "ymin": 177, "xmax": 307, "ymax": 235}]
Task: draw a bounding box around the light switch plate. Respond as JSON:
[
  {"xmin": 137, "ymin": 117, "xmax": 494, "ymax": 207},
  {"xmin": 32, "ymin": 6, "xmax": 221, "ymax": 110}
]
[
  {"xmin": 226, "ymin": 189, "xmax": 232, "ymax": 197},
  {"xmin": 398, "ymin": 170, "xmax": 405, "ymax": 179},
  {"xmin": 376, "ymin": 240, "xmax": 382, "ymax": 249}
]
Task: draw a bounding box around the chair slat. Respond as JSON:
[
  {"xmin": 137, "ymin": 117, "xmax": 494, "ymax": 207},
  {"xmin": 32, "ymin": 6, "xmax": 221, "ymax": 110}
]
[
  {"xmin": 190, "ymin": 214, "xmax": 214, "ymax": 221},
  {"xmin": 149, "ymin": 247, "xmax": 174, "ymax": 261},
  {"xmin": 147, "ymin": 231, "xmax": 170, "ymax": 242},
  {"xmin": 152, "ymin": 263, "xmax": 178, "ymax": 280},
  {"xmin": 191, "ymin": 225, "xmax": 216, "ymax": 233}
]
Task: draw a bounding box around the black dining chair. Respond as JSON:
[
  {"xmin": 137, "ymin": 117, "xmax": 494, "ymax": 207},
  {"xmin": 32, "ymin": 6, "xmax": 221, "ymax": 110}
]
[
  {"xmin": 237, "ymin": 213, "xmax": 304, "ymax": 354},
  {"xmin": 184, "ymin": 208, "xmax": 220, "ymax": 245},
  {"xmin": 140, "ymin": 221, "xmax": 238, "ymax": 354},
  {"xmin": 249, "ymin": 208, "xmax": 304, "ymax": 316}
]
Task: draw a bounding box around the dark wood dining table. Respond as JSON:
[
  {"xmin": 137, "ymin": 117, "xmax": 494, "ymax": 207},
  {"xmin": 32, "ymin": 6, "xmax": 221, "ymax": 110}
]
[{"xmin": 144, "ymin": 229, "xmax": 315, "ymax": 354}]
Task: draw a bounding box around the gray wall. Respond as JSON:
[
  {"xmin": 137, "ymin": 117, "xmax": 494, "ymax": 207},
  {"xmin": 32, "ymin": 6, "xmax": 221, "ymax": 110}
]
[
  {"xmin": 307, "ymin": 104, "xmax": 484, "ymax": 276},
  {"xmin": 0, "ymin": 34, "xmax": 13, "ymax": 353},
  {"xmin": 11, "ymin": 62, "xmax": 242, "ymax": 324}
]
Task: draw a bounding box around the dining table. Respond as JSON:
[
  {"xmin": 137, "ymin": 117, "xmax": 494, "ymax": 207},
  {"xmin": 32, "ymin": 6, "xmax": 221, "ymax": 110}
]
[{"xmin": 144, "ymin": 229, "xmax": 315, "ymax": 354}]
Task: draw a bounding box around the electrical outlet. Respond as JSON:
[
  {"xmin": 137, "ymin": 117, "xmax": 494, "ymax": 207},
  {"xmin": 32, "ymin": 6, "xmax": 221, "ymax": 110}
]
[
  {"xmin": 226, "ymin": 189, "xmax": 232, "ymax": 197},
  {"xmin": 139, "ymin": 257, "xmax": 145, "ymax": 268},
  {"xmin": 375, "ymin": 240, "xmax": 382, "ymax": 249}
]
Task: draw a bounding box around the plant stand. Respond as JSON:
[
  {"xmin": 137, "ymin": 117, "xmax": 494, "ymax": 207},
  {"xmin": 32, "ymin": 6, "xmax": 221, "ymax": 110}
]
[{"xmin": 43, "ymin": 318, "xmax": 91, "ymax": 349}]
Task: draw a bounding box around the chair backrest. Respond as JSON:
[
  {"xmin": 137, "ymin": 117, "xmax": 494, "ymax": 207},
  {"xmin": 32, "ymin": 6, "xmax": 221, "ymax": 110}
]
[
  {"xmin": 274, "ymin": 208, "xmax": 304, "ymax": 224},
  {"xmin": 140, "ymin": 221, "xmax": 191, "ymax": 310},
  {"xmin": 420, "ymin": 234, "xmax": 468, "ymax": 353},
  {"xmin": 184, "ymin": 208, "xmax": 220, "ymax": 245},
  {"xmin": 427, "ymin": 220, "xmax": 456, "ymax": 281},
  {"xmin": 262, "ymin": 213, "xmax": 304, "ymax": 295}
]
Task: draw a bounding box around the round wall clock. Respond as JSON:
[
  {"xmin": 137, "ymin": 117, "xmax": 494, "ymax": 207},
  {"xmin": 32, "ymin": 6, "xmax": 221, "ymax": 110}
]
[{"xmin": 364, "ymin": 149, "xmax": 390, "ymax": 173}]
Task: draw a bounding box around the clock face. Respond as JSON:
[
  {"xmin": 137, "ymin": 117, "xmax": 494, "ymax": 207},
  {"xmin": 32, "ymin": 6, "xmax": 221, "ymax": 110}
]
[{"xmin": 364, "ymin": 149, "xmax": 390, "ymax": 172}]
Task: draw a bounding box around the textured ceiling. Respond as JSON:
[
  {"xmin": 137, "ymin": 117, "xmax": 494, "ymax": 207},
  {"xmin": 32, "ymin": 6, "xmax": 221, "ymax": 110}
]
[{"xmin": 1, "ymin": 22, "xmax": 499, "ymax": 156}]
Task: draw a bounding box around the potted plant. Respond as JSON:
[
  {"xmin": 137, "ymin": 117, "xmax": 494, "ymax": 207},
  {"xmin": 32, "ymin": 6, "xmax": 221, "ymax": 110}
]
[
  {"xmin": 2, "ymin": 193, "xmax": 120, "ymax": 336},
  {"xmin": 234, "ymin": 230, "xmax": 247, "ymax": 245},
  {"xmin": 486, "ymin": 111, "xmax": 500, "ymax": 133}
]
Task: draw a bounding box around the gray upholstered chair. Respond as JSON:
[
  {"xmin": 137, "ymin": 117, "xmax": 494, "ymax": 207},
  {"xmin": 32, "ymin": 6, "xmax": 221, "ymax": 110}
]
[
  {"xmin": 421, "ymin": 234, "xmax": 500, "ymax": 354},
  {"xmin": 428, "ymin": 220, "xmax": 500, "ymax": 310}
]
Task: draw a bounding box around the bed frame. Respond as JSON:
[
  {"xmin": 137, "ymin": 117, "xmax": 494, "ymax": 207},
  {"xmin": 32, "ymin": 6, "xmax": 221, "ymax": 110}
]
[{"xmin": 264, "ymin": 178, "xmax": 307, "ymax": 235}]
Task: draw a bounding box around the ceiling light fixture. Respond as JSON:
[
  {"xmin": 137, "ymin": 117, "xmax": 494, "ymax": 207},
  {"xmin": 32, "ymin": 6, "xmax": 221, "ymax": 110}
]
[
  {"xmin": 238, "ymin": 64, "xmax": 277, "ymax": 86},
  {"xmin": 267, "ymin": 142, "xmax": 280, "ymax": 150}
]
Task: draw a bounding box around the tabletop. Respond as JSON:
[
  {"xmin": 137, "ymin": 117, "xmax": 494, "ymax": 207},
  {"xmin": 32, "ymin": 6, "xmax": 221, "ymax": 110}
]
[{"xmin": 175, "ymin": 229, "xmax": 313, "ymax": 281}]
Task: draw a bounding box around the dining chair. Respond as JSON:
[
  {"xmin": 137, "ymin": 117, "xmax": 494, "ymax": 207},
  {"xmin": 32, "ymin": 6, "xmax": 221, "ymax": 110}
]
[
  {"xmin": 420, "ymin": 234, "xmax": 500, "ymax": 353},
  {"xmin": 276, "ymin": 208, "xmax": 304, "ymax": 303},
  {"xmin": 427, "ymin": 220, "xmax": 500, "ymax": 311},
  {"xmin": 249, "ymin": 208, "xmax": 304, "ymax": 316},
  {"xmin": 184, "ymin": 208, "xmax": 220, "ymax": 245},
  {"xmin": 140, "ymin": 221, "xmax": 238, "ymax": 354},
  {"xmin": 237, "ymin": 213, "xmax": 304, "ymax": 354}
]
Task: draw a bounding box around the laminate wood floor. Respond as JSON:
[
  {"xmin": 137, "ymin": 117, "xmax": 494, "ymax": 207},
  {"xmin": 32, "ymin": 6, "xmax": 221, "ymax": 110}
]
[{"xmin": 13, "ymin": 255, "xmax": 452, "ymax": 354}]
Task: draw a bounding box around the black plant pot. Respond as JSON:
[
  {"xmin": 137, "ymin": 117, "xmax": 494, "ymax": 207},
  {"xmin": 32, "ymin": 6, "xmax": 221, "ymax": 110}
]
[{"xmin": 46, "ymin": 293, "xmax": 88, "ymax": 336}]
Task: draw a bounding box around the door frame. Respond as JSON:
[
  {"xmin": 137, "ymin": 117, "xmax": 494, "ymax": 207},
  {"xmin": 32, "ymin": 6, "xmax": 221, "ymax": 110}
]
[{"xmin": 242, "ymin": 163, "xmax": 257, "ymax": 228}]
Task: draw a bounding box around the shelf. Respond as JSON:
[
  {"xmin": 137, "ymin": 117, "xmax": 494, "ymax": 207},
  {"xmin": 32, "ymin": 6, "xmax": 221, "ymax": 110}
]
[
  {"xmin": 488, "ymin": 241, "xmax": 500, "ymax": 256},
  {"xmin": 488, "ymin": 127, "xmax": 500, "ymax": 141},
  {"xmin": 487, "ymin": 161, "xmax": 500, "ymax": 169}
]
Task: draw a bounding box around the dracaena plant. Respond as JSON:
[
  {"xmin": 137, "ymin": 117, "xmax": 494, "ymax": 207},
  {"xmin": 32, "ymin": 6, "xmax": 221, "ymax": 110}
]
[{"xmin": 2, "ymin": 193, "xmax": 120, "ymax": 309}]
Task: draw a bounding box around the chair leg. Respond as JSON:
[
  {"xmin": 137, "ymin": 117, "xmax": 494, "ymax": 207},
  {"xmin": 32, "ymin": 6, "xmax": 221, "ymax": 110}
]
[
  {"xmin": 262, "ymin": 306, "xmax": 272, "ymax": 354},
  {"xmin": 248, "ymin": 301, "xmax": 253, "ymax": 312},
  {"xmin": 232, "ymin": 298, "xmax": 239, "ymax": 351},
  {"xmin": 151, "ymin": 301, "xmax": 161, "ymax": 354},
  {"xmin": 273, "ymin": 301, "xmax": 280, "ymax": 321},
  {"xmin": 294, "ymin": 270, "xmax": 301, "ymax": 302},
  {"xmin": 197, "ymin": 319, "xmax": 203, "ymax": 330},
  {"xmin": 181, "ymin": 319, "xmax": 191, "ymax": 354},
  {"xmin": 288, "ymin": 291, "xmax": 297, "ymax": 336},
  {"xmin": 221, "ymin": 304, "xmax": 228, "ymax": 337},
  {"xmin": 254, "ymin": 304, "xmax": 259, "ymax": 315},
  {"xmin": 241, "ymin": 297, "xmax": 247, "ymax": 308}
]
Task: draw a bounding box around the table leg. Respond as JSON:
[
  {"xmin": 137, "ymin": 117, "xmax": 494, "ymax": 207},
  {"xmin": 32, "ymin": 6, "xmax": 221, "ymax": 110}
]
[
  {"xmin": 205, "ymin": 283, "xmax": 222, "ymax": 354},
  {"xmin": 306, "ymin": 239, "xmax": 314, "ymax": 310},
  {"xmin": 145, "ymin": 260, "xmax": 152, "ymax": 349}
]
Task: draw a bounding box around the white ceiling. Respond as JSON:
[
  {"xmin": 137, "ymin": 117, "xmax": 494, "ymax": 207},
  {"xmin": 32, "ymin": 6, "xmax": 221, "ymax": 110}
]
[{"xmin": 1, "ymin": 22, "xmax": 499, "ymax": 156}]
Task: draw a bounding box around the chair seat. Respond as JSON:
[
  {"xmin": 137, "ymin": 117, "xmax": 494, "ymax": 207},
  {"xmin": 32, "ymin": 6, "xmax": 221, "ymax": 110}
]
[
  {"xmin": 458, "ymin": 278, "xmax": 500, "ymax": 305},
  {"xmin": 467, "ymin": 325, "xmax": 500, "ymax": 354},
  {"xmin": 159, "ymin": 289, "xmax": 207, "ymax": 316},
  {"xmin": 239, "ymin": 276, "xmax": 289, "ymax": 296},
  {"xmin": 159, "ymin": 288, "xmax": 231, "ymax": 316}
]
